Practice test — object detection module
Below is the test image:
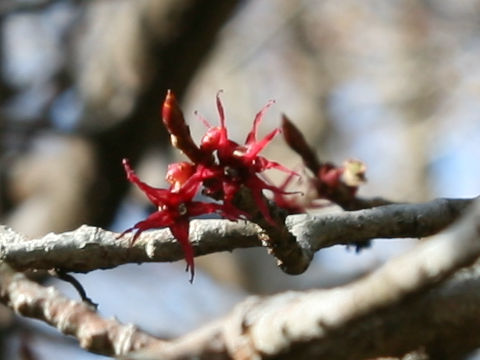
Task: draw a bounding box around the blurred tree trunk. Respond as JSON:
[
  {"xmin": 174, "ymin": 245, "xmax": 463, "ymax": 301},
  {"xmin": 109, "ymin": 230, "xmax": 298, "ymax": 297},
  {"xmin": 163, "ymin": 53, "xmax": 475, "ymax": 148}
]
[
  {"xmin": 3, "ymin": 0, "xmax": 242, "ymax": 237},
  {"xmin": 82, "ymin": 0, "xmax": 242, "ymax": 228}
]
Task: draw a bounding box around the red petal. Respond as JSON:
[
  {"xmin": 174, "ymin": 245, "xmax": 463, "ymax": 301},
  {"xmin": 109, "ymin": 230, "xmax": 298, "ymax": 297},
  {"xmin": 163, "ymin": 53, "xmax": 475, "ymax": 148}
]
[
  {"xmin": 177, "ymin": 173, "xmax": 203, "ymax": 201},
  {"xmin": 166, "ymin": 162, "xmax": 195, "ymax": 190},
  {"xmin": 169, "ymin": 220, "xmax": 195, "ymax": 283},
  {"xmin": 254, "ymin": 156, "xmax": 298, "ymax": 175},
  {"xmin": 122, "ymin": 159, "xmax": 170, "ymax": 206},
  {"xmin": 248, "ymin": 181, "xmax": 276, "ymax": 225},
  {"xmin": 187, "ymin": 201, "xmax": 223, "ymax": 217},
  {"xmin": 120, "ymin": 210, "xmax": 173, "ymax": 245},
  {"xmin": 215, "ymin": 91, "xmax": 229, "ymax": 147},
  {"xmin": 245, "ymin": 100, "xmax": 275, "ymax": 146},
  {"xmin": 215, "ymin": 90, "xmax": 226, "ymax": 128},
  {"xmin": 244, "ymin": 128, "xmax": 281, "ymax": 163}
]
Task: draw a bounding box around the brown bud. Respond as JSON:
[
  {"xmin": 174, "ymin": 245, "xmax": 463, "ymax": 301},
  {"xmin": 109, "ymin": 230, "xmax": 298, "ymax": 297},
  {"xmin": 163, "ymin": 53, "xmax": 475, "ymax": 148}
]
[{"xmin": 281, "ymin": 114, "xmax": 322, "ymax": 174}]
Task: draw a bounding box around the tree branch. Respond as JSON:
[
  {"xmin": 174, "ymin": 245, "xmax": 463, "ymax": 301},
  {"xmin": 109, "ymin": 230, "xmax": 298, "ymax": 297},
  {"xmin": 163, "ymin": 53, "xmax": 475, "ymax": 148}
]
[
  {"xmin": 0, "ymin": 197, "xmax": 472, "ymax": 274},
  {"xmin": 288, "ymin": 197, "xmax": 473, "ymax": 251},
  {"xmin": 0, "ymin": 263, "xmax": 159, "ymax": 357},
  {"xmin": 128, "ymin": 197, "xmax": 480, "ymax": 359},
  {"xmin": 0, "ymin": 196, "xmax": 479, "ymax": 359}
]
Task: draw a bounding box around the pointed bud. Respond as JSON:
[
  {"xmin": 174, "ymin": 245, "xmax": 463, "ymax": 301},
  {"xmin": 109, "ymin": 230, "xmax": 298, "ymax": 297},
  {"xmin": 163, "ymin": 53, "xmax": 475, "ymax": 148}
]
[
  {"xmin": 281, "ymin": 114, "xmax": 322, "ymax": 174},
  {"xmin": 162, "ymin": 90, "xmax": 209, "ymax": 164},
  {"xmin": 166, "ymin": 161, "xmax": 195, "ymax": 191}
]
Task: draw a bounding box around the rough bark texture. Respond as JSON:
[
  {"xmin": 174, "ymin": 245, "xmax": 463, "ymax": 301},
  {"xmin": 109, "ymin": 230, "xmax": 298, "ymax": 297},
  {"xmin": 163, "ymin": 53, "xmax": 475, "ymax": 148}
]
[
  {"xmin": 130, "ymin": 198, "xmax": 480, "ymax": 359},
  {"xmin": 0, "ymin": 197, "xmax": 480, "ymax": 359},
  {"xmin": 0, "ymin": 198, "xmax": 471, "ymax": 274}
]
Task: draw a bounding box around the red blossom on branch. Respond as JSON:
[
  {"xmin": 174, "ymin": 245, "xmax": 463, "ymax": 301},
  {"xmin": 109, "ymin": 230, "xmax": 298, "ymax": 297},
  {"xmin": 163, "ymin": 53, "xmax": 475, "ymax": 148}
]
[
  {"xmin": 119, "ymin": 159, "xmax": 223, "ymax": 282},
  {"xmin": 121, "ymin": 90, "xmax": 299, "ymax": 281},
  {"xmin": 196, "ymin": 91, "xmax": 296, "ymax": 224},
  {"xmin": 281, "ymin": 114, "xmax": 366, "ymax": 209},
  {"xmin": 119, "ymin": 90, "xmax": 372, "ymax": 281},
  {"xmin": 272, "ymin": 171, "xmax": 307, "ymax": 214},
  {"xmin": 162, "ymin": 90, "xmax": 212, "ymax": 164}
]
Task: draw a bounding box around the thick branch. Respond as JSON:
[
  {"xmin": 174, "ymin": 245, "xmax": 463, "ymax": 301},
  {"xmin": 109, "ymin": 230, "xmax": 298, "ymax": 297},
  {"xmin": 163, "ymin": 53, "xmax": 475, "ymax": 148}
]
[
  {"xmin": 0, "ymin": 197, "xmax": 479, "ymax": 359},
  {"xmin": 0, "ymin": 221, "xmax": 262, "ymax": 273},
  {"xmin": 0, "ymin": 198, "xmax": 472, "ymax": 273},
  {"xmin": 0, "ymin": 264, "xmax": 159, "ymax": 357},
  {"xmin": 129, "ymin": 197, "xmax": 480, "ymax": 359}
]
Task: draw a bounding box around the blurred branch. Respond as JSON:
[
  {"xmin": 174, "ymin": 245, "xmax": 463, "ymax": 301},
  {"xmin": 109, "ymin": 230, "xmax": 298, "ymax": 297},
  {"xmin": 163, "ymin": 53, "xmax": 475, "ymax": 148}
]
[
  {"xmin": 2, "ymin": 0, "xmax": 242, "ymax": 239},
  {"xmin": 0, "ymin": 0, "xmax": 78, "ymax": 15},
  {"xmin": 82, "ymin": 0, "xmax": 242, "ymax": 229},
  {"xmin": 0, "ymin": 263, "xmax": 159, "ymax": 357},
  {"xmin": 0, "ymin": 197, "xmax": 473, "ymax": 274}
]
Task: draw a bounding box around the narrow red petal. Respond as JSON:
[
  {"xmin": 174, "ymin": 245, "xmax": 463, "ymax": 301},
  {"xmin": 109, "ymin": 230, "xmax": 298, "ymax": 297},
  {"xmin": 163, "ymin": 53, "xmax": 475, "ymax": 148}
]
[
  {"xmin": 187, "ymin": 201, "xmax": 223, "ymax": 217},
  {"xmin": 215, "ymin": 90, "xmax": 225, "ymax": 128},
  {"xmin": 178, "ymin": 173, "xmax": 203, "ymax": 201},
  {"xmin": 169, "ymin": 220, "xmax": 195, "ymax": 283},
  {"xmin": 122, "ymin": 159, "xmax": 170, "ymax": 205},
  {"xmin": 117, "ymin": 226, "xmax": 135, "ymax": 240},
  {"xmin": 255, "ymin": 156, "xmax": 298, "ymax": 175},
  {"xmin": 249, "ymin": 184, "xmax": 276, "ymax": 225},
  {"xmin": 244, "ymin": 128, "xmax": 281, "ymax": 162},
  {"xmin": 245, "ymin": 100, "xmax": 275, "ymax": 146},
  {"xmin": 215, "ymin": 90, "xmax": 229, "ymax": 147},
  {"xmin": 122, "ymin": 210, "xmax": 173, "ymax": 245}
]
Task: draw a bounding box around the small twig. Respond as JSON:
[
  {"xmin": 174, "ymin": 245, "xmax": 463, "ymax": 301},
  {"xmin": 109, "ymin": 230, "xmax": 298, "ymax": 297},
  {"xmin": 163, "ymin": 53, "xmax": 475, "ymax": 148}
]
[{"xmin": 51, "ymin": 268, "xmax": 98, "ymax": 309}]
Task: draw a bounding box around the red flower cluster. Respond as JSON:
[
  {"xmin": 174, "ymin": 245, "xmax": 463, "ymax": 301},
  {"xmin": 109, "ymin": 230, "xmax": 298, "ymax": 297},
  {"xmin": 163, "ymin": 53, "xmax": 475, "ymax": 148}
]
[
  {"xmin": 121, "ymin": 90, "xmax": 295, "ymax": 282},
  {"xmin": 194, "ymin": 92, "xmax": 295, "ymax": 223},
  {"xmin": 281, "ymin": 115, "xmax": 366, "ymax": 210}
]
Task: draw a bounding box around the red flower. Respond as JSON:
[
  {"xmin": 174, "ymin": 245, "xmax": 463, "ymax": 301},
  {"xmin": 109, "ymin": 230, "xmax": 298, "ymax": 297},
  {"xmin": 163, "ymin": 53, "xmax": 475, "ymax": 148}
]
[
  {"xmin": 281, "ymin": 115, "xmax": 367, "ymax": 209},
  {"xmin": 119, "ymin": 159, "xmax": 222, "ymax": 282},
  {"xmin": 121, "ymin": 91, "xmax": 298, "ymax": 282},
  {"xmin": 272, "ymin": 171, "xmax": 306, "ymax": 214},
  {"xmin": 196, "ymin": 92, "xmax": 296, "ymax": 223},
  {"xmin": 165, "ymin": 161, "xmax": 196, "ymax": 191}
]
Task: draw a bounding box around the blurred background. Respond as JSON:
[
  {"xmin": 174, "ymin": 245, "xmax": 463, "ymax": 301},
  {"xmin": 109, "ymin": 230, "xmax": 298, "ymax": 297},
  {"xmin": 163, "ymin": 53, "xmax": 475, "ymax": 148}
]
[{"xmin": 1, "ymin": 0, "xmax": 480, "ymax": 358}]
